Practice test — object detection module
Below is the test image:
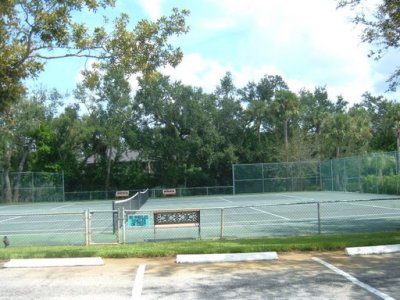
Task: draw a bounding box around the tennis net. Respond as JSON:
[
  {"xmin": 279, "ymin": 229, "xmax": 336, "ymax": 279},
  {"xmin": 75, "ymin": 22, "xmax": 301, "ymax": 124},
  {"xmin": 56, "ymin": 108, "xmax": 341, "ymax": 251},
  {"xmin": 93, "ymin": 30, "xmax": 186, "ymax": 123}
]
[{"xmin": 112, "ymin": 189, "xmax": 149, "ymax": 233}]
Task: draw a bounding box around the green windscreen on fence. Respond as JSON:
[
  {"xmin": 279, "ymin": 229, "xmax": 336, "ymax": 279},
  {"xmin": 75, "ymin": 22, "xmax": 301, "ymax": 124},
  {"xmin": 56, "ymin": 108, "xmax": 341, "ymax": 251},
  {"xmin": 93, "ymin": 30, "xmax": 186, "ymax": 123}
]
[
  {"xmin": 0, "ymin": 172, "xmax": 64, "ymax": 203},
  {"xmin": 233, "ymin": 160, "xmax": 320, "ymax": 194},
  {"xmin": 233, "ymin": 151, "xmax": 400, "ymax": 195}
]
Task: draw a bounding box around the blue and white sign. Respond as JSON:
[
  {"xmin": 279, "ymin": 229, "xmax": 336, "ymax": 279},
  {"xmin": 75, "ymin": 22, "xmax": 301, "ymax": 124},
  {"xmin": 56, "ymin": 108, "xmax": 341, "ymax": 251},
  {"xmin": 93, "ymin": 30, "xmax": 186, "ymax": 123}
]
[{"xmin": 127, "ymin": 214, "xmax": 150, "ymax": 227}]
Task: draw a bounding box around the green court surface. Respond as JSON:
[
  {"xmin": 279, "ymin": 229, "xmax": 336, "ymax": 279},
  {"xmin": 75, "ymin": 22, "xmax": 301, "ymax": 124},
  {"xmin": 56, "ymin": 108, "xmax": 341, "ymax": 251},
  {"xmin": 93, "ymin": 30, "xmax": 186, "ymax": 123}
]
[{"xmin": 1, "ymin": 191, "xmax": 400, "ymax": 246}]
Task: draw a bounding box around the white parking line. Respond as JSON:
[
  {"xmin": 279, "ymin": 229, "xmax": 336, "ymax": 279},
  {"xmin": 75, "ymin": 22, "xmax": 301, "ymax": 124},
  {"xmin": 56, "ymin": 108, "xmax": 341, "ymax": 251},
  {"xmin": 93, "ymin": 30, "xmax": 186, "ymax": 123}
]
[
  {"xmin": 132, "ymin": 264, "xmax": 146, "ymax": 300},
  {"xmin": 312, "ymin": 257, "xmax": 395, "ymax": 300}
]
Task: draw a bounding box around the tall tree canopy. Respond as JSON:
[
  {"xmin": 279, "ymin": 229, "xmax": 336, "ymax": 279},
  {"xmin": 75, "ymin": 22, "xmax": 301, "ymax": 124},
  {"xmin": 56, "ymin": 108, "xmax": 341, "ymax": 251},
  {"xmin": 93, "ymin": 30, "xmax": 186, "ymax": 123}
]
[
  {"xmin": 2, "ymin": 71, "xmax": 400, "ymax": 194},
  {"xmin": 0, "ymin": 0, "xmax": 189, "ymax": 111}
]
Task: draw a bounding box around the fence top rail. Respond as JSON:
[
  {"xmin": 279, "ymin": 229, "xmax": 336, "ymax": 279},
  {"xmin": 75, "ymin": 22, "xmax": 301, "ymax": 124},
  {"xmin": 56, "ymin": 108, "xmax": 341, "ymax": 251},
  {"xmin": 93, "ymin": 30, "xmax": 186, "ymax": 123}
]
[
  {"xmin": 114, "ymin": 197, "xmax": 400, "ymax": 213},
  {"xmin": 0, "ymin": 212, "xmax": 85, "ymax": 217},
  {"xmin": 233, "ymin": 160, "xmax": 320, "ymax": 167},
  {"xmin": 154, "ymin": 208, "xmax": 201, "ymax": 213},
  {"xmin": 236, "ymin": 176, "xmax": 319, "ymax": 181},
  {"xmin": 1, "ymin": 197, "xmax": 399, "ymax": 218},
  {"xmin": 152, "ymin": 186, "xmax": 233, "ymax": 190}
]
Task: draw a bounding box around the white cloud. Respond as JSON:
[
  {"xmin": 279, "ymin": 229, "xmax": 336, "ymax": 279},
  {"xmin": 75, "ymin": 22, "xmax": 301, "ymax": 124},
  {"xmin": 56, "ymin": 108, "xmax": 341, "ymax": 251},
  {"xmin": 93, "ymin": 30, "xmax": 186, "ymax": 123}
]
[
  {"xmin": 201, "ymin": 18, "xmax": 235, "ymax": 31},
  {"xmin": 167, "ymin": 0, "xmax": 381, "ymax": 104},
  {"xmin": 162, "ymin": 53, "xmax": 227, "ymax": 91},
  {"xmin": 162, "ymin": 50, "xmax": 376, "ymax": 104},
  {"xmin": 137, "ymin": 0, "xmax": 163, "ymax": 20},
  {"xmin": 53, "ymin": 0, "xmax": 398, "ymax": 106}
]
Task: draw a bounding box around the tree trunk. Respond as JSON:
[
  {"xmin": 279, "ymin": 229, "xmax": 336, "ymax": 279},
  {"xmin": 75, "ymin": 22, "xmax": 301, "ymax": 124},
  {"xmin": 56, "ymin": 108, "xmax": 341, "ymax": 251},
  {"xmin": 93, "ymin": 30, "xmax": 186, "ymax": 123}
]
[
  {"xmin": 3, "ymin": 146, "xmax": 13, "ymax": 203},
  {"xmin": 397, "ymin": 128, "xmax": 400, "ymax": 174},
  {"xmin": 284, "ymin": 118, "xmax": 289, "ymax": 161},
  {"xmin": 336, "ymin": 145, "xmax": 340, "ymax": 158},
  {"xmin": 13, "ymin": 148, "xmax": 29, "ymax": 202},
  {"xmin": 105, "ymin": 147, "xmax": 112, "ymax": 191}
]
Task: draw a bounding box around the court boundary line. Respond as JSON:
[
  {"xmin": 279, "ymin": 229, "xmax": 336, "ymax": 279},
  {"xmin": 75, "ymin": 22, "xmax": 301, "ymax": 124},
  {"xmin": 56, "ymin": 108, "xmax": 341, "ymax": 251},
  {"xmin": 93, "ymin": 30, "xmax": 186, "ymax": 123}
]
[
  {"xmin": 218, "ymin": 196, "xmax": 233, "ymax": 204},
  {"xmin": 0, "ymin": 216, "xmax": 22, "ymax": 224},
  {"xmin": 250, "ymin": 206, "xmax": 290, "ymax": 220},
  {"xmin": 346, "ymin": 202, "xmax": 400, "ymax": 211},
  {"xmin": 219, "ymin": 197, "xmax": 290, "ymax": 220},
  {"xmin": 276, "ymin": 194, "xmax": 315, "ymax": 201},
  {"xmin": 312, "ymin": 257, "xmax": 395, "ymax": 300},
  {"xmin": 50, "ymin": 204, "xmax": 76, "ymax": 211}
]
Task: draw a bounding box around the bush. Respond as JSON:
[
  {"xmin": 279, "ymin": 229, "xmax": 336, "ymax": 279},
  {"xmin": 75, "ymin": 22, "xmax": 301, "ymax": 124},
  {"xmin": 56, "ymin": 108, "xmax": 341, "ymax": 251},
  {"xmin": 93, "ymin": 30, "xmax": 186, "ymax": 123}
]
[{"xmin": 361, "ymin": 175, "xmax": 400, "ymax": 195}]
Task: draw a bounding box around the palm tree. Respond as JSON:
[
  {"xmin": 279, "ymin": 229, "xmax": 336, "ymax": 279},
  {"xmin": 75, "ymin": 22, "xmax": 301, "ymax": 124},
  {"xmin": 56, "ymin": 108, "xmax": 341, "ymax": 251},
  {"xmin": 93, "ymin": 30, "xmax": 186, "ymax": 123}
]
[{"xmin": 272, "ymin": 90, "xmax": 300, "ymax": 161}]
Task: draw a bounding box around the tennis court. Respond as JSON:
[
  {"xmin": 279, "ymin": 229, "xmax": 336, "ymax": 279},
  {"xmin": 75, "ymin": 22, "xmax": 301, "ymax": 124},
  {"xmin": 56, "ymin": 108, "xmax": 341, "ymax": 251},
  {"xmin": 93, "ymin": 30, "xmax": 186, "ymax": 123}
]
[{"xmin": 0, "ymin": 191, "xmax": 400, "ymax": 246}]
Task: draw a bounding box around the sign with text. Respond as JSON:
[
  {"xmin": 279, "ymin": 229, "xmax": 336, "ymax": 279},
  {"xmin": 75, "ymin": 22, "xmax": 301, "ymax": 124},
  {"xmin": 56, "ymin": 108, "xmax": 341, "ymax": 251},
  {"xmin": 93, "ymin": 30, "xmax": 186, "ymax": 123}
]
[{"xmin": 127, "ymin": 214, "xmax": 150, "ymax": 227}]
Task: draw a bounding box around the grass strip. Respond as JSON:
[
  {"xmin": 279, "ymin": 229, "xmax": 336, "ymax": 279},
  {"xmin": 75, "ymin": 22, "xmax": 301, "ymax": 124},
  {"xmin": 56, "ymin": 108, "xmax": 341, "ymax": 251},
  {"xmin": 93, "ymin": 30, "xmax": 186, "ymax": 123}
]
[{"xmin": 0, "ymin": 231, "xmax": 399, "ymax": 260}]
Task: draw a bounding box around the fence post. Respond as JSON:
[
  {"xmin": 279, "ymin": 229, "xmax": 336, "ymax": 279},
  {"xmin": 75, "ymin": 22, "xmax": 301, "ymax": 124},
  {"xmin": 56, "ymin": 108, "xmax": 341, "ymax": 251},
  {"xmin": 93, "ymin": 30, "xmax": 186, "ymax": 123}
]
[
  {"xmin": 317, "ymin": 202, "xmax": 321, "ymax": 235},
  {"xmin": 62, "ymin": 171, "xmax": 65, "ymax": 202},
  {"xmin": 122, "ymin": 208, "xmax": 126, "ymax": 244},
  {"xmin": 344, "ymin": 158, "xmax": 347, "ymax": 192},
  {"xmin": 84, "ymin": 210, "xmax": 90, "ymax": 246},
  {"xmin": 331, "ymin": 160, "xmax": 334, "ymax": 191},
  {"xmin": 32, "ymin": 172, "xmax": 35, "ymax": 202},
  {"xmin": 220, "ymin": 208, "xmax": 224, "ymax": 240},
  {"xmin": 262, "ymin": 163, "xmax": 265, "ymax": 193},
  {"xmin": 117, "ymin": 207, "xmax": 123, "ymax": 243},
  {"xmin": 232, "ymin": 164, "xmax": 236, "ymax": 195}
]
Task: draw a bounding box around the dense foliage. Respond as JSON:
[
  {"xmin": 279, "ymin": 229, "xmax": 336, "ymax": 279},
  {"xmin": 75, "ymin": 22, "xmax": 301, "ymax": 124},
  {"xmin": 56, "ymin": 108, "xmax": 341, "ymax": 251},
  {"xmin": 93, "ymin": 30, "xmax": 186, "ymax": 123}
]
[
  {"xmin": 2, "ymin": 70, "xmax": 400, "ymax": 193},
  {"xmin": 1, "ymin": 1, "xmax": 400, "ymax": 199},
  {"xmin": 0, "ymin": 0, "xmax": 188, "ymax": 111}
]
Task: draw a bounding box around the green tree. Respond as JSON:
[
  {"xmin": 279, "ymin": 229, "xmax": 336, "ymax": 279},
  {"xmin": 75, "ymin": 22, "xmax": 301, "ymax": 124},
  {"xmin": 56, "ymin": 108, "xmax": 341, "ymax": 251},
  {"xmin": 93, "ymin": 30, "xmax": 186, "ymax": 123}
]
[
  {"xmin": 239, "ymin": 75, "xmax": 289, "ymax": 162},
  {"xmin": 271, "ymin": 90, "xmax": 301, "ymax": 161},
  {"xmin": 360, "ymin": 92, "xmax": 400, "ymax": 151},
  {"xmin": 320, "ymin": 107, "xmax": 371, "ymax": 158},
  {"xmin": 0, "ymin": 89, "xmax": 56, "ymax": 202},
  {"xmin": 213, "ymin": 72, "xmax": 244, "ymax": 184},
  {"xmin": 299, "ymin": 87, "xmax": 335, "ymax": 159},
  {"xmin": 31, "ymin": 104, "xmax": 85, "ymax": 191},
  {"xmin": 75, "ymin": 65, "xmax": 134, "ymax": 191},
  {"xmin": 0, "ymin": 1, "xmax": 189, "ymax": 111},
  {"xmin": 135, "ymin": 74, "xmax": 226, "ymax": 187}
]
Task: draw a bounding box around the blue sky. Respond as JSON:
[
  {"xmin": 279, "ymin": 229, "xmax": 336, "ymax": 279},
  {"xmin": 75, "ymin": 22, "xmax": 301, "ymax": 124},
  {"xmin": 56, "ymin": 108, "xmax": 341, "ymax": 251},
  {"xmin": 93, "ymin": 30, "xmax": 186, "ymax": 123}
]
[{"xmin": 31, "ymin": 0, "xmax": 399, "ymax": 106}]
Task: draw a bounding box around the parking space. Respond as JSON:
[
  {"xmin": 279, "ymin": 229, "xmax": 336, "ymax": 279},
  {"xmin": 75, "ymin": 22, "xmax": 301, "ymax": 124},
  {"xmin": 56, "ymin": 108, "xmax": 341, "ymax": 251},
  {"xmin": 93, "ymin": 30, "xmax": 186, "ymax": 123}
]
[
  {"xmin": 1, "ymin": 252, "xmax": 399, "ymax": 299},
  {"xmin": 0, "ymin": 258, "xmax": 141, "ymax": 300},
  {"xmin": 141, "ymin": 252, "xmax": 399, "ymax": 299},
  {"xmin": 315, "ymin": 252, "xmax": 400, "ymax": 299}
]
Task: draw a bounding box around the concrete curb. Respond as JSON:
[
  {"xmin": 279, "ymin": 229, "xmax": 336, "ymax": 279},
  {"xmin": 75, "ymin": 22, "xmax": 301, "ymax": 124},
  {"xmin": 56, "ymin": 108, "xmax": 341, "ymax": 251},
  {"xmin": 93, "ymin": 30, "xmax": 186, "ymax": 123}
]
[
  {"xmin": 176, "ymin": 252, "xmax": 278, "ymax": 263},
  {"xmin": 345, "ymin": 244, "xmax": 400, "ymax": 256},
  {"xmin": 3, "ymin": 257, "xmax": 104, "ymax": 268}
]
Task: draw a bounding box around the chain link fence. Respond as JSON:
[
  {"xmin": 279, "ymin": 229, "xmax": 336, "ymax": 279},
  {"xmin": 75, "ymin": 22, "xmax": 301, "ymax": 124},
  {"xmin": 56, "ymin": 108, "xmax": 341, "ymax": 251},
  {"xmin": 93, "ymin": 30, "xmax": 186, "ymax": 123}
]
[
  {"xmin": 63, "ymin": 186, "xmax": 234, "ymax": 202},
  {"xmin": 1, "ymin": 198, "xmax": 399, "ymax": 246},
  {"xmin": 233, "ymin": 151, "xmax": 400, "ymax": 195},
  {"xmin": 0, "ymin": 172, "xmax": 64, "ymax": 203},
  {"xmin": 0, "ymin": 212, "xmax": 85, "ymax": 246},
  {"xmin": 233, "ymin": 161, "xmax": 320, "ymax": 194},
  {"xmin": 150, "ymin": 186, "xmax": 233, "ymax": 198},
  {"xmin": 320, "ymin": 151, "xmax": 400, "ymax": 194}
]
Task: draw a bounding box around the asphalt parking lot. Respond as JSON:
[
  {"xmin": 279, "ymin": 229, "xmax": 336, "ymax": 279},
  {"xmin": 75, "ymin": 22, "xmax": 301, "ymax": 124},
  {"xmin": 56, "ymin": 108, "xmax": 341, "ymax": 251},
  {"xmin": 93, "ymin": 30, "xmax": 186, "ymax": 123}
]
[{"xmin": 1, "ymin": 252, "xmax": 399, "ymax": 299}]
